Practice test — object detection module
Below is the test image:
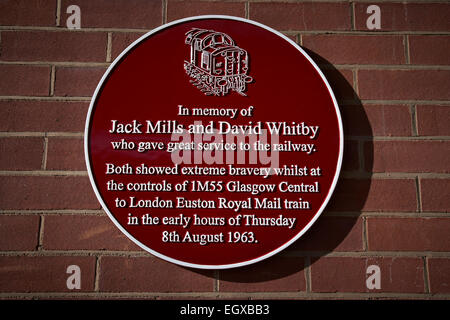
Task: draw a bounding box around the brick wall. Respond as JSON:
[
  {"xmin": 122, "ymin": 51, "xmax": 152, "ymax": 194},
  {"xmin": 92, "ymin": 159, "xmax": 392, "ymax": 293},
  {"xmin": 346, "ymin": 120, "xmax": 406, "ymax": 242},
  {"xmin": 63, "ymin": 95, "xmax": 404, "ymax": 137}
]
[{"xmin": 0, "ymin": 0, "xmax": 449, "ymax": 299}]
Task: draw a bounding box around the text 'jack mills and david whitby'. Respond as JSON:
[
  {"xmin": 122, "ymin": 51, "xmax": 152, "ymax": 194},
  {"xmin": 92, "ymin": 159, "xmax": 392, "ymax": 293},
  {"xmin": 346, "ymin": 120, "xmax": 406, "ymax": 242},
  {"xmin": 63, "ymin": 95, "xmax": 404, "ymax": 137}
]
[{"xmin": 108, "ymin": 120, "xmax": 320, "ymax": 139}]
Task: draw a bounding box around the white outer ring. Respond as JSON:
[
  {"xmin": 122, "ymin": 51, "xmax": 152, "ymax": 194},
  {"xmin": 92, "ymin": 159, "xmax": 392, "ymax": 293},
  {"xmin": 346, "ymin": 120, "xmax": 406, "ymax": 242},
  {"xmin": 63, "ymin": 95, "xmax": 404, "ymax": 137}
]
[{"xmin": 84, "ymin": 15, "xmax": 344, "ymax": 269}]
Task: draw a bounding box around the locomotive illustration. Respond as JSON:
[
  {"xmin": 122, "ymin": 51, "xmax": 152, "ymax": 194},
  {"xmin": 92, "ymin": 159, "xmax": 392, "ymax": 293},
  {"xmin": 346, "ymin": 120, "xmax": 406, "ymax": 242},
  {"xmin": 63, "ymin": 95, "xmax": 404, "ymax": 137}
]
[{"xmin": 184, "ymin": 28, "xmax": 253, "ymax": 96}]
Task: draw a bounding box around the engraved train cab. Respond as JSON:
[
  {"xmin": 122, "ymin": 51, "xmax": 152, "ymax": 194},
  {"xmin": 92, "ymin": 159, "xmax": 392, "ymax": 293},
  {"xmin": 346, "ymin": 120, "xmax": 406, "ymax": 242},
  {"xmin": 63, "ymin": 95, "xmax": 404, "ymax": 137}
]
[{"xmin": 184, "ymin": 28, "xmax": 253, "ymax": 96}]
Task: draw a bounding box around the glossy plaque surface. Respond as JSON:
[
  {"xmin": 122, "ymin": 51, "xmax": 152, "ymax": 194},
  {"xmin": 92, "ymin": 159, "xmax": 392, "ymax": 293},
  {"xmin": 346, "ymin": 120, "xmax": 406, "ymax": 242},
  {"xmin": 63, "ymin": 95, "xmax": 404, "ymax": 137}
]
[{"xmin": 85, "ymin": 16, "xmax": 343, "ymax": 269}]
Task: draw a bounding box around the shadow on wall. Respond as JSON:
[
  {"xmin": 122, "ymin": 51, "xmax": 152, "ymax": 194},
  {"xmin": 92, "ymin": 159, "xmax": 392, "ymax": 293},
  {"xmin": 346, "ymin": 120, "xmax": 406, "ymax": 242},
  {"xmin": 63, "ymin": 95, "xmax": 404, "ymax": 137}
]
[{"xmin": 189, "ymin": 50, "xmax": 374, "ymax": 286}]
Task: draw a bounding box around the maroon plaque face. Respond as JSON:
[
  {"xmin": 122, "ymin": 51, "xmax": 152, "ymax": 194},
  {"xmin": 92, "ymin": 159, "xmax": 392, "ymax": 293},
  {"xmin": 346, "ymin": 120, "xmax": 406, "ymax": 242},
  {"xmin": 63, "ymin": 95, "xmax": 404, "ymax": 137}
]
[{"xmin": 85, "ymin": 16, "xmax": 343, "ymax": 269}]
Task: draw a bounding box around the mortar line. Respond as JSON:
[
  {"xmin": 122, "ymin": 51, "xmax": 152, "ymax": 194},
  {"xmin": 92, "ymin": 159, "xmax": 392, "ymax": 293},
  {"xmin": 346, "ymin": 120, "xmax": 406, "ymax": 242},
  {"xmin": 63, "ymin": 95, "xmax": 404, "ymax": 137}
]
[
  {"xmin": 214, "ymin": 270, "xmax": 220, "ymax": 292},
  {"xmin": 0, "ymin": 26, "xmax": 149, "ymax": 33},
  {"xmin": 106, "ymin": 32, "xmax": 112, "ymax": 63},
  {"xmin": 346, "ymin": 136, "xmax": 450, "ymax": 141},
  {"xmin": 3, "ymin": 131, "xmax": 450, "ymax": 140},
  {"xmin": 304, "ymin": 256, "xmax": 312, "ymax": 293},
  {"xmin": 243, "ymin": 0, "xmax": 446, "ymax": 2},
  {"xmin": 342, "ymin": 172, "xmax": 450, "ymax": 179},
  {"xmin": 404, "ymin": 34, "xmax": 411, "ymax": 64},
  {"xmin": 362, "ymin": 216, "xmax": 368, "ymax": 251},
  {"xmin": 2, "ymin": 209, "xmax": 449, "ymax": 217},
  {"xmin": 349, "ymin": 100, "xmax": 450, "ymax": 105},
  {"xmin": 2, "ymin": 25, "xmax": 450, "ymax": 35},
  {"xmin": 353, "ymin": 69, "xmax": 359, "ymax": 97},
  {"xmin": 245, "ymin": 2, "xmax": 250, "ymax": 20},
  {"xmin": 346, "ymin": 0, "xmax": 449, "ymax": 2},
  {"xmin": 282, "ymin": 251, "xmax": 450, "ymax": 258},
  {"xmin": 350, "ymin": 1, "xmax": 355, "ymax": 31},
  {"xmin": 0, "ymin": 210, "xmax": 104, "ymax": 215},
  {"xmin": 0, "ymin": 132, "xmax": 84, "ymax": 137},
  {"xmin": 162, "ymin": 0, "xmax": 167, "ymax": 24},
  {"xmin": 0, "ymin": 170, "xmax": 88, "ymax": 176},
  {"xmin": 0, "ymin": 97, "xmax": 448, "ymax": 105},
  {"xmin": 41, "ymin": 134, "xmax": 49, "ymax": 170},
  {"xmin": 0, "ymin": 61, "xmax": 110, "ymax": 67},
  {"xmin": 0, "ymin": 291, "xmax": 448, "ymax": 300},
  {"xmin": 415, "ymin": 176, "xmax": 423, "ymax": 213},
  {"xmin": 412, "ymin": 104, "xmax": 419, "ymax": 136},
  {"xmin": 94, "ymin": 256, "xmax": 101, "ymax": 292},
  {"xmin": 49, "ymin": 65, "xmax": 56, "ymax": 96},
  {"xmin": 56, "ymin": 0, "xmax": 61, "ymax": 27},
  {"xmin": 325, "ymin": 211, "xmax": 450, "ymax": 218},
  {"xmin": 0, "ymin": 250, "xmax": 151, "ymax": 257},
  {"xmin": 5, "ymin": 60, "xmax": 450, "ymax": 70},
  {"xmin": 423, "ymin": 256, "xmax": 430, "ymax": 294},
  {"xmin": 37, "ymin": 215, "xmax": 45, "ymax": 251},
  {"xmin": 2, "ymin": 250, "xmax": 450, "ymax": 258},
  {"xmin": 321, "ymin": 64, "xmax": 450, "ymax": 70},
  {"xmin": 0, "ymin": 96, "xmax": 92, "ymax": 101},
  {"xmin": 3, "ymin": 170, "xmax": 450, "ymax": 179}
]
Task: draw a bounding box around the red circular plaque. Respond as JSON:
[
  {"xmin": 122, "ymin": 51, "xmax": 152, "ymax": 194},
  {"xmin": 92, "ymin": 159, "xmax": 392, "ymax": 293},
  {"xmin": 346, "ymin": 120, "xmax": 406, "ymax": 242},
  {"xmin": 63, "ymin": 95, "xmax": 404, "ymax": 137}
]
[{"xmin": 85, "ymin": 16, "xmax": 343, "ymax": 269}]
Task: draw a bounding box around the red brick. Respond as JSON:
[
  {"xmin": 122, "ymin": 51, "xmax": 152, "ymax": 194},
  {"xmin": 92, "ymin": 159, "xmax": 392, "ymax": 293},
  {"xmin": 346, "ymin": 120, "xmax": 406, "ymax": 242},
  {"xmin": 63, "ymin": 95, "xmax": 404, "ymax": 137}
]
[
  {"xmin": 0, "ymin": 100, "xmax": 88, "ymax": 133},
  {"xmin": 367, "ymin": 140, "xmax": 450, "ymax": 173},
  {"xmin": 0, "ymin": 176, "xmax": 99, "ymax": 210},
  {"xmin": 250, "ymin": 2, "xmax": 351, "ymax": 31},
  {"xmin": 342, "ymin": 140, "xmax": 359, "ymax": 171},
  {"xmin": 0, "ymin": 65, "xmax": 50, "ymax": 96},
  {"xmin": 1, "ymin": 31, "xmax": 107, "ymax": 62},
  {"xmin": 310, "ymin": 256, "xmax": 424, "ymax": 293},
  {"xmin": 0, "ymin": 215, "xmax": 40, "ymax": 250},
  {"xmin": 46, "ymin": 137, "xmax": 85, "ymax": 171},
  {"xmin": 355, "ymin": 2, "xmax": 450, "ymax": 32},
  {"xmin": 0, "ymin": 137, "xmax": 44, "ymax": 170},
  {"xmin": 328, "ymin": 178, "xmax": 417, "ymax": 212},
  {"xmin": 358, "ymin": 69, "xmax": 450, "ymax": 100},
  {"xmin": 167, "ymin": 1, "xmax": 245, "ymax": 22},
  {"xmin": 303, "ymin": 35, "xmax": 405, "ymax": 65},
  {"xmin": 0, "ymin": 256, "xmax": 95, "ymax": 292},
  {"xmin": 54, "ymin": 67, "xmax": 106, "ymax": 97},
  {"xmin": 409, "ymin": 36, "xmax": 450, "ymax": 65},
  {"xmin": 428, "ymin": 258, "xmax": 450, "ymax": 294},
  {"xmin": 0, "ymin": 0, "xmax": 56, "ymax": 27},
  {"xmin": 99, "ymin": 256, "xmax": 214, "ymax": 292},
  {"xmin": 320, "ymin": 68, "xmax": 355, "ymax": 102},
  {"xmin": 61, "ymin": 0, "xmax": 161, "ymax": 29},
  {"xmin": 367, "ymin": 217, "xmax": 450, "ymax": 251},
  {"xmin": 420, "ymin": 178, "xmax": 450, "ymax": 213},
  {"xmin": 111, "ymin": 32, "xmax": 146, "ymax": 61},
  {"xmin": 219, "ymin": 256, "xmax": 305, "ymax": 292},
  {"xmin": 289, "ymin": 216, "xmax": 363, "ymax": 252},
  {"xmin": 43, "ymin": 214, "xmax": 139, "ymax": 251},
  {"xmin": 416, "ymin": 105, "xmax": 450, "ymax": 136},
  {"xmin": 342, "ymin": 105, "xmax": 412, "ymax": 137}
]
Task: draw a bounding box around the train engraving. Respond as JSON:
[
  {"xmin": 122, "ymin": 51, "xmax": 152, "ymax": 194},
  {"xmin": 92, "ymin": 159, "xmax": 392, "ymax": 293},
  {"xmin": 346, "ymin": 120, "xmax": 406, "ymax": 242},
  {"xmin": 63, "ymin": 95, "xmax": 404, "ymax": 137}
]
[{"xmin": 184, "ymin": 28, "xmax": 253, "ymax": 96}]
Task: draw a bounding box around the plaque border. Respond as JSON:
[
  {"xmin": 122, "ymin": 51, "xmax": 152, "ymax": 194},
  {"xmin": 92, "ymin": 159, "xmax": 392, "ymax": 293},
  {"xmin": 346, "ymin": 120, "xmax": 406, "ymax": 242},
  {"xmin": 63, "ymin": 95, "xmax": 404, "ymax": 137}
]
[{"xmin": 84, "ymin": 15, "xmax": 344, "ymax": 269}]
